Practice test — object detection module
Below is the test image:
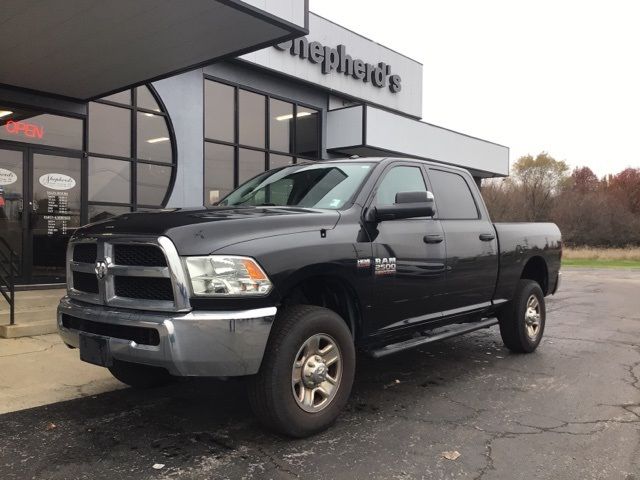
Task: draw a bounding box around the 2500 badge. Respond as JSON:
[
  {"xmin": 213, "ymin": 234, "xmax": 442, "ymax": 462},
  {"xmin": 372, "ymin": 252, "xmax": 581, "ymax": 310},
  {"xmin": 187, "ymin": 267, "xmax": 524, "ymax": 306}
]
[{"xmin": 375, "ymin": 257, "xmax": 396, "ymax": 276}]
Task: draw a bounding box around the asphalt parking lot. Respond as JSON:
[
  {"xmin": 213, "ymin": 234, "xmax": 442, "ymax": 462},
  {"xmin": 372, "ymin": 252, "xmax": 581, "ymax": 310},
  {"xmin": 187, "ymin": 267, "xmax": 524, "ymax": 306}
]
[{"xmin": 1, "ymin": 268, "xmax": 639, "ymax": 480}]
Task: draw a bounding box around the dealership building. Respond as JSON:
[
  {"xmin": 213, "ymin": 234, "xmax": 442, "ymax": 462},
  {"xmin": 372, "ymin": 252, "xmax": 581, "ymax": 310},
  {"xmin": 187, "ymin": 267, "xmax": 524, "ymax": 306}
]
[{"xmin": 0, "ymin": 1, "xmax": 508, "ymax": 334}]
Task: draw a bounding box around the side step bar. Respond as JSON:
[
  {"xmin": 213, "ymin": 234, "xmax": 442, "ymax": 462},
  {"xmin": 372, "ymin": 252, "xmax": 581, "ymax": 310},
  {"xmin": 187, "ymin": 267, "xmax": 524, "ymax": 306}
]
[{"xmin": 370, "ymin": 318, "xmax": 499, "ymax": 359}]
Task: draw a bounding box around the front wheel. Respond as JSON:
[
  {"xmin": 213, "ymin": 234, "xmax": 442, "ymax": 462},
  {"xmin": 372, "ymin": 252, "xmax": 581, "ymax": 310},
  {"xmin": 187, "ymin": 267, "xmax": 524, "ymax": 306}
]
[
  {"xmin": 248, "ymin": 305, "xmax": 356, "ymax": 438},
  {"xmin": 498, "ymin": 279, "xmax": 546, "ymax": 353}
]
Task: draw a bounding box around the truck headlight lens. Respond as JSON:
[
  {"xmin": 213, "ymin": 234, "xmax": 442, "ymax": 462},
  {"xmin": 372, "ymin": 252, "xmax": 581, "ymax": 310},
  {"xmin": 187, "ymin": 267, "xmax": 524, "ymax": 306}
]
[{"xmin": 184, "ymin": 256, "xmax": 273, "ymax": 296}]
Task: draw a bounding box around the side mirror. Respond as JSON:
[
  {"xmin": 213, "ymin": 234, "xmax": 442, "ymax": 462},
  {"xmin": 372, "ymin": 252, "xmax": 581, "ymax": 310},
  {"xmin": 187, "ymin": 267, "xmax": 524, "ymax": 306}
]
[{"xmin": 366, "ymin": 191, "xmax": 435, "ymax": 222}]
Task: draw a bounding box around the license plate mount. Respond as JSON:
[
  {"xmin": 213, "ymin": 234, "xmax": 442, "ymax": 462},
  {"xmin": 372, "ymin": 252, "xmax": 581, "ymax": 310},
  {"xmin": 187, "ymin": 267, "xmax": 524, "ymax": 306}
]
[{"xmin": 79, "ymin": 334, "xmax": 113, "ymax": 367}]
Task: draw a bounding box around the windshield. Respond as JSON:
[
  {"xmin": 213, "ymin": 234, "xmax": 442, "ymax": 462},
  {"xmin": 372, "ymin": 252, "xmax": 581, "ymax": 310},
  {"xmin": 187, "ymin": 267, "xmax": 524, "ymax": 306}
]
[{"xmin": 218, "ymin": 162, "xmax": 374, "ymax": 210}]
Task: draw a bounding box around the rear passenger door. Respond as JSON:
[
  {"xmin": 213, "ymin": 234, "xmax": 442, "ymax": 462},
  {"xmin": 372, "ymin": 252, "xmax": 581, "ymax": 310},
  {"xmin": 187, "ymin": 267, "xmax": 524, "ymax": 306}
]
[{"xmin": 426, "ymin": 168, "xmax": 498, "ymax": 314}]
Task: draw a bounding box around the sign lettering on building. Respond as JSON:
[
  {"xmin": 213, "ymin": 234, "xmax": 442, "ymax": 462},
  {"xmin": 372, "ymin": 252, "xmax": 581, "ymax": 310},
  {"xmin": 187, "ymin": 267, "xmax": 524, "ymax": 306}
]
[
  {"xmin": 275, "ymin": 38, "xmax": 402, "ymax": 93},
  {"xmin": 39, "ymin": 173, "xmax": 76, "ymax": 191}
]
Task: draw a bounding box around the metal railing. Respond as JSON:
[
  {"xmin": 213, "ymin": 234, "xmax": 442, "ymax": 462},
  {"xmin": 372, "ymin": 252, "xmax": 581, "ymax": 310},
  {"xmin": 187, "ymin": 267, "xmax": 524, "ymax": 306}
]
[{"xmin": 0, "ymin": 237, "xmax": 19, "ymax": 326}]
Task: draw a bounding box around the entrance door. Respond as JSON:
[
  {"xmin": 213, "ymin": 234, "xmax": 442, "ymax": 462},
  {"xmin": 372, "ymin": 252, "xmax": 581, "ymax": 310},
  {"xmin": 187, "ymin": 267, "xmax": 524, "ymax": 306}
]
[
  {"xmin": 28, "ymin": 149, "xmax": 82, "ymax": 283},
  {"xmin": 0, "ymin": 145, "xmax": 82, "ymax": 284},
  {"xmin": 0, "ymin": 147, "xmax": 25, "ymax": 281}
]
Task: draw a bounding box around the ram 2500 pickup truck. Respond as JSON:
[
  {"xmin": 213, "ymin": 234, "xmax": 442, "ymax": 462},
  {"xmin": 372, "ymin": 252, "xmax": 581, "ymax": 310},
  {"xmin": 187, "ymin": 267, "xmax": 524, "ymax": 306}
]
[{"xmin": 58, "ymin": 157, "xmax": 561, "ymax": 437}]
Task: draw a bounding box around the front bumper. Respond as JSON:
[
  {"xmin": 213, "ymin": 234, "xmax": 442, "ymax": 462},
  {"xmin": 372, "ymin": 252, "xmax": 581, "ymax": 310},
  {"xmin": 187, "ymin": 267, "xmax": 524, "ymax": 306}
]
[{"xmin": 57, "ymin": 296, "xmax": 276, "ymax": 377}]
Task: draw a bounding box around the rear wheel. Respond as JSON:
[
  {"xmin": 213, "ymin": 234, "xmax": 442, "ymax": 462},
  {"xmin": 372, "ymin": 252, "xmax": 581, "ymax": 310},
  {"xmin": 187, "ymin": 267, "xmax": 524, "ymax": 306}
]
[
  {"xmin": 498, "ymin": 279, "xmax": 546, "ymax": 353},
  {"xmin": 248, "ymin": 305, "xmax": 355, "ymax": 438},
  {"xmin": 108, "ymin": 360, "xmax": 174, "ymax": 389}
]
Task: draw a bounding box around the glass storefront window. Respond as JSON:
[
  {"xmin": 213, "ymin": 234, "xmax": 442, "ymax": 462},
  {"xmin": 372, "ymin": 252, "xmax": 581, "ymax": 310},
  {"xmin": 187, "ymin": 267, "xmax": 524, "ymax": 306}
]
[
  {"xmin": 88, "ymin": 205, "xmax": 131, "ymax": 224},
  {"xmin": 239, "ymin": 148, "xmax": 265, "ymax": 184},
  {"xmin": 88, "ymin": 102, "xmax": 131, "ymax": 157},
  {"xmin": 295, "ymin": 106, "xmax": 320, "ymax": 158},
  {"xmin": 137, "ymin": 163, "xmax": 172, "ymax": 206},
  {"xmin": 205, "ymin": 81, "xmax": 234, "ymax": 142},
  {"xmin": 239, "ymin": 90, "xmax": 265, "ymax": 148},
  {"xmin": 0, "ymin": 85, "xmax": 174, "ymax": 284},
  {"xmin": 204, "ymin": 142, "xmax": 234, "ymax": 205},
  {"xmin": 203, "ymin": 79, "xmax": 321, "ymax": 206},
  {"xmin": 0, "ymin": 106, "xmax": 83, "ymax": 150},
  {"xmin": 270, "ymin": 98, "xmax": 293, "ymax": 153},
  {"xmin": 270, "ymin": 154, "xmax": 294, "ymax": 169},
  {"xmin": 88, "ymin": 157, "xmax": 131, "ymax": 203},
  {"xmin": 101, "ymin": 90, "xmax": 131, "ymax": 105},
  {"xmin": 136, "ymin": 86, "xmax": 161, "ymax": 112},
  {"xmin": 88, "ymin": 85, "xmax": 176, "ymax": 212},
  {"xmin": 136, "ymin": 113, "xmax": 172, "ymax": 163}
]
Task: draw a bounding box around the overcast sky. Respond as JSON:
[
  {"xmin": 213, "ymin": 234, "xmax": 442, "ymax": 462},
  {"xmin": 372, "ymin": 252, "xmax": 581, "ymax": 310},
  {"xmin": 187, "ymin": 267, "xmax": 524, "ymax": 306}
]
[{"xmin": 309, "ymin": 0, "xmax": 639, "ymax": 177}]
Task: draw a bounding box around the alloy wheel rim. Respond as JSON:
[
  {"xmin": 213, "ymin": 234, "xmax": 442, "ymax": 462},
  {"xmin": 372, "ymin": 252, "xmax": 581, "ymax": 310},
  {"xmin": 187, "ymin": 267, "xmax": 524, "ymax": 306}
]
[
  {"xmin": 291, "ymin": 333, "xmax": 342, "ymax": 413},
  {"xmin": 524, "ymin": 294, "xmax": 542, "ymax": 340}
]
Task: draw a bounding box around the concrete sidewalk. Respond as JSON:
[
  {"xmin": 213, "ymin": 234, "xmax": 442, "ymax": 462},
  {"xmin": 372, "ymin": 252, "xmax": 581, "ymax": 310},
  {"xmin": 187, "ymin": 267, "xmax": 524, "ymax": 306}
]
[
  {"xmin": 0, "ymin": 334, "xmax": 122, "ymax": 415},
  {"xmin": 0, "ymin": 288, "xmax": 65, "ymax": 338}
]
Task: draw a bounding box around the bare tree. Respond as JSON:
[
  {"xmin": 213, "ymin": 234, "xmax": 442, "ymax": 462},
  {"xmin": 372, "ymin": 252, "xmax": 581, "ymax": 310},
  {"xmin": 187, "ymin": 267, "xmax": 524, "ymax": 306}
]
[{"xmin": 510, "ymin": 153, "xmax": 569, "ymax": 221}]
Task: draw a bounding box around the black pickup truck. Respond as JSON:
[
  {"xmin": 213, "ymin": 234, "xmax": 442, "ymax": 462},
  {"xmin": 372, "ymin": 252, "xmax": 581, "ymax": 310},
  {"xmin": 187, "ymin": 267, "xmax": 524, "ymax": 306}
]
[{"xmin": 58, "ymin": 157, "xmax": 561, "ymax": 437}]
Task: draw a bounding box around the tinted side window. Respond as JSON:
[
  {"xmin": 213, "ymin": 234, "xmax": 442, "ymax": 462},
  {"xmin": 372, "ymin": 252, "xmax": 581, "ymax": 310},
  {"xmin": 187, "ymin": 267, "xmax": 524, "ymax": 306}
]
[
  {"xmin": 429, "ymin": 170, "xmax": 478, "ymax": 219},
  {"xmin": 375, "ymin": 166, "xmax": 427, "ymax": 206}
]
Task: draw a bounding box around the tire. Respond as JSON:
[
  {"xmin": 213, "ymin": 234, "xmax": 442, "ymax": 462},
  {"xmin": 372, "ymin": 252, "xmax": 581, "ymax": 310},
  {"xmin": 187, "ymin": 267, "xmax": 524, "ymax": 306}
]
[
  {"xmin": 248, "ymin": 305, "xmax": 356, "ymax": 438},
  {"xmin": 108, "ymin": 360, "xmax": 174, "ymax": 389},
  {"xmin": 498, "ymin": 279, "xmax": 546, "ymax": 353}
]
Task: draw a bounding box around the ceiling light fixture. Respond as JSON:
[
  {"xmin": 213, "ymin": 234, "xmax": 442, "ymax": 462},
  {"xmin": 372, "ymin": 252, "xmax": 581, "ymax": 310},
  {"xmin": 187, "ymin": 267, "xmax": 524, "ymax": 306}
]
[
  {"xmin": 0, "ymin": 110, "xmax": 13, "ymax": 119},
  {"xmin": 275, "ymin": 111, "xmax": 313, "ymax": 122},
  {"xmin": 146, "ymin": 137, "xmax": 169, "ymax": 144}
]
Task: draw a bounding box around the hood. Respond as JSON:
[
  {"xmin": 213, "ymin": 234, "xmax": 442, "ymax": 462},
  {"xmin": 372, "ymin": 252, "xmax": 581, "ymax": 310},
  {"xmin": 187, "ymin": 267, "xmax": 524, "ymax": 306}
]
[{"xmin": 77, "ymin": 206, "xmax": 341, "ymax": 255}]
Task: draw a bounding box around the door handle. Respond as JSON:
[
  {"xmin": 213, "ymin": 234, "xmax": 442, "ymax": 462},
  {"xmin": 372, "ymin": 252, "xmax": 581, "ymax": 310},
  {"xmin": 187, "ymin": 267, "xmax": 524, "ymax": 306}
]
[
  {"xmin": 479, "ymin": 233, "xmax": 495, "ymax": 242},
  {"xmin": 424, "ymin": 234, "xmax": 444, "ymax": 244}
]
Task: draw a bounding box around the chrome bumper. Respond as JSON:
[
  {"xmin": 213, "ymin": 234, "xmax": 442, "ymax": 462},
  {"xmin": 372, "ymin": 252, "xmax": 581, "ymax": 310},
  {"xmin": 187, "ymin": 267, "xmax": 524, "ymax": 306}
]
[{"xmin": 57, "ymin": 296, "xmax": 276, "ymax": 377}]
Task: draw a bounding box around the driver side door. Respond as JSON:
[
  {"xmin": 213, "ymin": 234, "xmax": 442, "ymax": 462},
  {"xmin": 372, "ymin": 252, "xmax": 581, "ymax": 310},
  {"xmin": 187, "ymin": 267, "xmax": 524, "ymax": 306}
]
[{"xmin": 368, "ymin": 163, "xmax": 447, "ymax": 334}]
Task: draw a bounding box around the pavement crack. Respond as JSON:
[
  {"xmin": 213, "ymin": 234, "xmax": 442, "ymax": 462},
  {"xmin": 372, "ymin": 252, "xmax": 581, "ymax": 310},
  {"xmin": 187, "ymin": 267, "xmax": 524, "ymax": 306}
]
[
  {"xmin": 473, "ymin": 434, "xmax": 496, "ymax": 480},
  {"xmin": 0, "ymin": 343, "xmax": 55, "ymax": 358},
  {"xmin": 626, "ymin": 360, "xmax": 640, "ymax": 392}
]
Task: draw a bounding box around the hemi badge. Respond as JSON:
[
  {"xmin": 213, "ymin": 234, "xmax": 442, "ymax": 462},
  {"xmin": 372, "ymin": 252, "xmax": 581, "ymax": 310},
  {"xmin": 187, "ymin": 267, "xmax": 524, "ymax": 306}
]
[{"xmin": 357, "ymin": 258, "xmax": 371, "ymax": 268}]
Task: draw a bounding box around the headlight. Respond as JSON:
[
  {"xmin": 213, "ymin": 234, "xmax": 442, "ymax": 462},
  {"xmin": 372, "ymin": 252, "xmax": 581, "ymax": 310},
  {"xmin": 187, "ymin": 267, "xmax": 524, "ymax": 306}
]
[{"xmin": 184, "ymin": 255, "xmax": 273, "ymax": 296}]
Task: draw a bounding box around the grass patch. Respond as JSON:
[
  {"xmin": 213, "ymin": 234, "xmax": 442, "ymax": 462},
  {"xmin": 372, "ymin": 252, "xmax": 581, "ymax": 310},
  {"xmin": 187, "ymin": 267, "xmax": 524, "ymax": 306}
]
[
  {"xmin": 563, "ymin": 248, "xmax": 640, "ymax": 268},
  {"xmin": 562, "ymin": 258, "xmax": 640, "ymax": 268}
]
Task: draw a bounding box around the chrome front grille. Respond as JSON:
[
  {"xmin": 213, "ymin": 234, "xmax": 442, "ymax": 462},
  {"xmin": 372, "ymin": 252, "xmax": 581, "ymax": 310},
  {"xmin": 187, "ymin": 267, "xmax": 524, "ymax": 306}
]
[
  {"xmin": 114, "ymin": 244, "xmax": 167, "ymax": 267},
  {"xmin": 67, "ymin": 236, "xmax": 191, "ymax": 312}
]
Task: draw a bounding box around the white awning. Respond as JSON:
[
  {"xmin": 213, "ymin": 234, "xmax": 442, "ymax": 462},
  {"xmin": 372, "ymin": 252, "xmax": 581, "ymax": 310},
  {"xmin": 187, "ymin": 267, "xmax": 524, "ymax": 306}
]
[
  {"xmin": 0, "ymin": 0, "xmax": 308, "ymax": 100},
  {"xmin": 327, "ymin": 105, "xmax": 509, "ymax": 177}
]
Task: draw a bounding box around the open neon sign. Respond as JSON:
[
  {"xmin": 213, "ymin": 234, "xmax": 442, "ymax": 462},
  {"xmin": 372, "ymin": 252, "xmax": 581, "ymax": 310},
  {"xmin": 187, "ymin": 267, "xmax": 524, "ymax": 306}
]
[{"xmin": 4, "ymin": 120, "xmax": 45, "ymax": 139}]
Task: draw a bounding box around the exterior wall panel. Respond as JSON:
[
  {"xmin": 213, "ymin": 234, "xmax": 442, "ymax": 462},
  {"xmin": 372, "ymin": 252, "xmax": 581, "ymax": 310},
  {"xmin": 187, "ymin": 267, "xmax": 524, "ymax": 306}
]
[
  {"xmin": 153, "ymin": 70, "xmax": 205, "ymax": 208},
  {"xmin": 326, "ymin": 106, "xmax": 363, "ymax": 150}
]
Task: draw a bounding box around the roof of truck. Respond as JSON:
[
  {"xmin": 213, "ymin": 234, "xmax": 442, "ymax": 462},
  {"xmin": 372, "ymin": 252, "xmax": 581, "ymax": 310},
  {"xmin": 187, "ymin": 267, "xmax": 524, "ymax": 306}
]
[{"xmin": 319, "ymin": 157, "xmax": 473, "ymax": 175}]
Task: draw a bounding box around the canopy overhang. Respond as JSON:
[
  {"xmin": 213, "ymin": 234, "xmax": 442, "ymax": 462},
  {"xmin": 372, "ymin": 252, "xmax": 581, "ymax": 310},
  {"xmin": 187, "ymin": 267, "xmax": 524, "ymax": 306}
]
[
  {"xmin": 0, "ymin": 0, "xmax": 308, "ymax": 101},
  {"xmin": 327, "ymin": 105, "xmax": 509, "ymax": 178}
]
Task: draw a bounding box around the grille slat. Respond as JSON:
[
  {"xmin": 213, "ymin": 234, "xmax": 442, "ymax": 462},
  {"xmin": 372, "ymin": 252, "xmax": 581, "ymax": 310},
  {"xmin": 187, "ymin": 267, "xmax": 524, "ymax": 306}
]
[
  {"xmin": 61, "ymin": 314, "xmax": 160, "ymax": 346},
  {"xmin": 114, "ymin": 245, "xmax": 167, "ymax": 267},
  {"xmin": 73, "ymin": 271, "xmax": 99, "ymax": 294},
  {"xmin": 73, "ymin": 244, "xmax": 97, "ymax": 264},
  {"xmin": 114, "ymin": 276, "xmax": 174, "ymax": 301}
]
